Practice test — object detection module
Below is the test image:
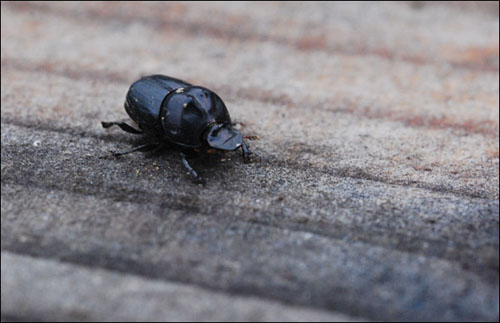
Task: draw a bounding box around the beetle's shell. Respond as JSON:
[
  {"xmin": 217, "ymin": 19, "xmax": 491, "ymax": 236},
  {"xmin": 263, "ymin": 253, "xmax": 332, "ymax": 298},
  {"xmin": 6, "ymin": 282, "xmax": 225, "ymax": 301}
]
[
  {"xmin": 125, "ymin": 74, "xmax": 232, "ymax": 148},
  {"xmin": 124, "ymin": 75, "xmax": 191, "ymax": 135},
  {"xmin": 160, "ymin": 86, "xmax": 231, "ymax": 147}
]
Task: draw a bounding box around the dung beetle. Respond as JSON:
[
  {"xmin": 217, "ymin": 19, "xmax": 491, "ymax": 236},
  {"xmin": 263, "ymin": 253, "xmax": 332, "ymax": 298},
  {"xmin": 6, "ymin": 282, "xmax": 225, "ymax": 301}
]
[{"xmin": 102, "ymin": 75, "xmax": 250, "ymax": 183}]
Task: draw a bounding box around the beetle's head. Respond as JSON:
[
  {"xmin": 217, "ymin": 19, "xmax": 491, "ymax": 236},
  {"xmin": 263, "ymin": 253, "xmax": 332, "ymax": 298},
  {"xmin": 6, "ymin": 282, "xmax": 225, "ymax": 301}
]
[{"xmin": 205, "ymin": 123, "xmax": 243, "ymax": 151}]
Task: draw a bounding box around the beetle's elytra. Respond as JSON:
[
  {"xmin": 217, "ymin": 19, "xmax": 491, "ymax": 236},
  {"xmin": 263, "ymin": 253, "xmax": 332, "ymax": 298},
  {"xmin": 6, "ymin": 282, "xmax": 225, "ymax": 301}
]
[{"xmin": 102, "ymin": 75, "xmax": 250, "ymax": 183}]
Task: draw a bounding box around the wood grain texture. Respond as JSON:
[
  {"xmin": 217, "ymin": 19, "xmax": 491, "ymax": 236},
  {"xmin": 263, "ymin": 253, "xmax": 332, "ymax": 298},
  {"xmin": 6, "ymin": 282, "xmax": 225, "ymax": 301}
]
[{"xmin": 1, "ymin": 2, "xmax": 499, "ymax": 321}]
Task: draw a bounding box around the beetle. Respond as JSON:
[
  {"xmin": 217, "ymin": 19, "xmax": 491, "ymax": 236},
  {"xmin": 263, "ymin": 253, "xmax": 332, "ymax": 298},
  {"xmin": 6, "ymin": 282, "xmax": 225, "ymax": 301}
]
[{"xmin": 102, "ymin": 74, "xmax": 250, "ymax": 183}]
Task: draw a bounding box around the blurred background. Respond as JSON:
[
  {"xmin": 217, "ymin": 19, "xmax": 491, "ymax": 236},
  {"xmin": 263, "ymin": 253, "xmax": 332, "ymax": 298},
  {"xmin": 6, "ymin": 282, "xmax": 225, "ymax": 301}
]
[{"xmin": 1, "ymin": 2, "xmax": 499, "ymax": 321}]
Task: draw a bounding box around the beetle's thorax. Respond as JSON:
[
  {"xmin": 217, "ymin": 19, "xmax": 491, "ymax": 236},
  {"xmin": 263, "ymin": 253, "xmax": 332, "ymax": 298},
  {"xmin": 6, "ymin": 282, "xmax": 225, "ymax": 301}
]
[{"xmin": 160, "ymin": 86, "xmax": 232, "ymax": 148}]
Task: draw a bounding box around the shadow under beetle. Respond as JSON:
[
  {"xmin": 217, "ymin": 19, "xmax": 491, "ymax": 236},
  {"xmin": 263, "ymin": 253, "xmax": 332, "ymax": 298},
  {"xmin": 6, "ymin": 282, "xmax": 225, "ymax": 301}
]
[{"xmin": 102, "ymin": 75, "xmax": 251, "ymax": 183}]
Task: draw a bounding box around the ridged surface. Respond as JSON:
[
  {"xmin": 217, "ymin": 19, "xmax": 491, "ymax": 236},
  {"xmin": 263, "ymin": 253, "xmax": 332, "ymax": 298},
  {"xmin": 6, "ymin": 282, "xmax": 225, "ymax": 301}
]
[{"xmin": 1, "ymin": 2, "xmax": 498, "ymax": 321}]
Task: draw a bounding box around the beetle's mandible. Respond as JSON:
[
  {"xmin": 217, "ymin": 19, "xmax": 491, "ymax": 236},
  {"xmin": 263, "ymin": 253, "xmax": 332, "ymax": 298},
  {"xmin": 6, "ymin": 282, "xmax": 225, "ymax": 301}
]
[{"xmin": 101, "ymin": 75, "xmax": 251, "ymax": 183}]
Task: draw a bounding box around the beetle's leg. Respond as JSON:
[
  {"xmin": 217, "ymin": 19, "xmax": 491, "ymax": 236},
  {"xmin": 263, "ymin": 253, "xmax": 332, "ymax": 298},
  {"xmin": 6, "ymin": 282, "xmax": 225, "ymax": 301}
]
[
  {"xmin": 109, "ymin": 142, "xmax": 159, "ymax": 158},
  {"xmin": 180, "ymin": 152, "xmax": 205, "ymax": 184},
  {"xmin": 241, "ymin": 141, "xmax": 251, "ymax": 163},
  {"xmin": 101, "ymin": 121, "xmax": 143, "ymax": 134}
]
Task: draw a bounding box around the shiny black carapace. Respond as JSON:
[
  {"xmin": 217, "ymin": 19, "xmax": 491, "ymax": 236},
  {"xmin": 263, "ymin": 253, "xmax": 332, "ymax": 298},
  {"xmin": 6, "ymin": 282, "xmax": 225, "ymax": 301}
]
[{"xmin": 102, "ymin": 75, "xmax": 250, "ymax": 183}]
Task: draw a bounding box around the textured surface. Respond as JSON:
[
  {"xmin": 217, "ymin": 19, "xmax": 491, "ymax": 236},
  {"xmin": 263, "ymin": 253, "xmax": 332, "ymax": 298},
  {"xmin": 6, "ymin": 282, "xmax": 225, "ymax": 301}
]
[
  {"xmin": 1, "ymin": 2, "xmax": 499, "ymax": 321},
  {"xmin": 1, "ymin": 252, "xmax": 351, "ymax": 322}
]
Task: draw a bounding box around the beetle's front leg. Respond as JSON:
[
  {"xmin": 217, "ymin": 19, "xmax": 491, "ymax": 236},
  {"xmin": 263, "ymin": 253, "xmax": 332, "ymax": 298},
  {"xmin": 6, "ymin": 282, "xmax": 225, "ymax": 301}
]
[
  {"xmin": 241, "ymin": 141, "xmax": 251, "ymax": 163},
  {"xmin": 180, "ymin": 152, "xmax": 205, "ymax": 184}
]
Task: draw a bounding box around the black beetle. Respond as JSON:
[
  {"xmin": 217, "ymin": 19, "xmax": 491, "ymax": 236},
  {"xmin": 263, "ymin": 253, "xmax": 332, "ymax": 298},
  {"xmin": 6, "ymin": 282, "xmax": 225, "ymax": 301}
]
[{"xmin": 102, "ymin": 75, "xmax": 250, "ymax": 183}]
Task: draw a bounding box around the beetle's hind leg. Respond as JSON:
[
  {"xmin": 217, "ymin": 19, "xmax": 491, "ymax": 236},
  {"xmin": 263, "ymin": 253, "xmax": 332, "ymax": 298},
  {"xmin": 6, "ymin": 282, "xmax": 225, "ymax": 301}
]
[
  {"xmin": 101, "ymin": 121, "xmax": 143, "ymax": 134},
  {"xmin": 180, "ymin": 152, "xmax": 205, "ymax": 184}
]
